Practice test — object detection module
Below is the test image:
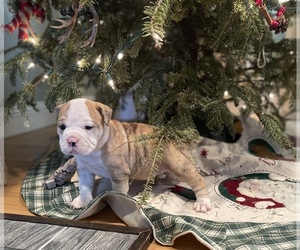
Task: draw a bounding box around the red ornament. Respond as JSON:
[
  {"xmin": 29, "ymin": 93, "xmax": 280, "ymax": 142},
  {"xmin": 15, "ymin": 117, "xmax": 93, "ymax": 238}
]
[
  {"xmin": 271, "ymin": 20, "xmax": 279, "ymax": 28},
  {"xmin": 257, "ymin": 2, "xmax": 289, "ymax": 34},
  {"xmin": 3, "ymin": 0, "xmax": 45, "ymax": 40},
  {"xmin": 255, "ymin": 0, "xmax": 263, "ymax": 6},
  {"xmin": 276, "ymin": 7, "xmax": 286, "ymax": 17}
]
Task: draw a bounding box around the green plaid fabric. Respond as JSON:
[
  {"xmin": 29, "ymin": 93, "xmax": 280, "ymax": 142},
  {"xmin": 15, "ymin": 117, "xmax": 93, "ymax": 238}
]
[
  {"xmin": 21, "ymin": 150, "xmax": 83, "ymax": 220},
  {"xmin": 20, "ymin": 149, "xmax": 298, "ymax": 249},
  {"xmin": 143, "ymin": 207, "xmax": 297, "ymax": 249}
]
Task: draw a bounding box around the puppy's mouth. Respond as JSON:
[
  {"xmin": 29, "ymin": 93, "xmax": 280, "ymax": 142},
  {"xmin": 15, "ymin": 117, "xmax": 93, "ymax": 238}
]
[{"xmin": 69, "ymin": 148, "xmax": 79, "ymax": 155}]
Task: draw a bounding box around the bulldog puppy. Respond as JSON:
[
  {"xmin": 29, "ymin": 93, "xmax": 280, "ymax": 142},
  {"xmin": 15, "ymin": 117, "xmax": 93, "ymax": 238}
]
[{"xmin": 56, "ymin": 98, "xmax": 211, "ymax": 213}]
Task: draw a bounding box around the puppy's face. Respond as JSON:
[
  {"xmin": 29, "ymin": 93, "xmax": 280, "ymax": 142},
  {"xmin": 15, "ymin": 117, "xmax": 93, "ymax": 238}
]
[{"xmin": 56, "ymin": 98, "xmax": 112, "ymax": 156}]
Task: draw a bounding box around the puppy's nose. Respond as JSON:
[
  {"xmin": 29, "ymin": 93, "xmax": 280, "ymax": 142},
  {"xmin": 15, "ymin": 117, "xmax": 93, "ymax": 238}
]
[{"xmin": 67, "ymin": 137, "xmax": 78, "ymax": 147}]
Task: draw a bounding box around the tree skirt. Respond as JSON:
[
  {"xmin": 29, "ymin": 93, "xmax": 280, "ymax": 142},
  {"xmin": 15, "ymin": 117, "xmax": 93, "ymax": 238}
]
[{"xmin": 21, "ymin": 118, "xmax": 299, "ymax": 249}]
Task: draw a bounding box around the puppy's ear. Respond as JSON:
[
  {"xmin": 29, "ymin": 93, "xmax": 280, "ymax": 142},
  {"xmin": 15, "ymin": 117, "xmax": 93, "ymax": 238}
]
[
  {"xmin": 55, "ymin": 104, "xmax": 63, "ymax": 119},
  {"xmin": 96, "ymin": 103, "xmax": 112, "ymax": 126}
]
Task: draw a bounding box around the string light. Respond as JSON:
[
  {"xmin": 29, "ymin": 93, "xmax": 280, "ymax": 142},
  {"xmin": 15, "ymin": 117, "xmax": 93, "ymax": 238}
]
[
  {"xmin": 117, "ymin": 52, "xmax": 124, "ymax": 60},
  {"xmin": 106, "ymin": 73, "xmax": 115, "ymax": 88},
  {"xmin": 108, "ymin": 79, "xmax": 114, "ymax": 88},
  {"xmin": 95, "ymin": 55, "xmax": 101, "ymax": 64},
  {"xmin": 154, "ymin": 33, "xmax": 162, "ymax": 42},
  {"xmin": 92, "ymin": 31, "xmax": 142, "ymax": 92},
  {"xmin": 224, "ymin": 90, "xmax": 229, "ymax": 96},
  {"xmin": 28, "ymin": 37, "xmax": 38, "ymax": 45},
  {"xmin": 77, "ymin": 59, "xmax": 85, "ymax": 68},
  {"xmin": 105, "ymin": 72, "xmax": 119, "ymax": 92},
  {"xmin": 152, "ymin": 32, "xmax": 163, "ymax": 49},
  {"xmin": 41, "ymin": 70, "xmax": 53, "ymax": 82},
  {"xmin": 27, "ymin": 62, "xmax": 35, "ymax": 69}
]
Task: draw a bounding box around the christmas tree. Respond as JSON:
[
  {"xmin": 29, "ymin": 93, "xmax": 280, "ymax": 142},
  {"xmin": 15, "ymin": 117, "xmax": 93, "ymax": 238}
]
[{"xmin": 3, "ymin": 0, "xmax": 297, "ymax": 151}]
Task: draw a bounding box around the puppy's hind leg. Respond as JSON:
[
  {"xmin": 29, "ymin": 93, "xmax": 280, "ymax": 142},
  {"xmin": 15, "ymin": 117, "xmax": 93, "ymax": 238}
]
[
  {"xmin": 187, "ymin": 173, "xmax": 211, "ymax": 213},
  {"xmin": 93, "ymin": 177, "xmax": 112, "ymax": 196},
  {"xmin": 175, "ymin": 168, "xmax": 211, "ymax": 212},
  {"xmin": 155, "ymin": 172, "xmax": 180, "ymax": 186},
  {"xmin": 111, "ymin": 177, "xmax": 130, "ymax": 194},
  {"xmin": 164, "ymin": 145, "xmax": 211, "ymax": 213},
  {"xmin": 106, "ymin": 165, "xmax": 130, "ymax": 194}
]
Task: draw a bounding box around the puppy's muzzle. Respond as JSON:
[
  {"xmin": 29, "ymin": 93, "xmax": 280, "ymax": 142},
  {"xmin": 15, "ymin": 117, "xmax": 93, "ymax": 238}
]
[
  {"xmin": 60, "ymin": 129, "xmax": 96, "ymax": 155},
  {"xmin": 67, "ymin": 136, "xmax": 79, "ymax": 147}
]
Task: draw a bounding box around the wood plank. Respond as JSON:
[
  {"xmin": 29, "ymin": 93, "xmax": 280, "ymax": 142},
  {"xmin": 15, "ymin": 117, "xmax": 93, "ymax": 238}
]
[
  {"xmin": 4, "ymin": 214, "xmax": 152, "ymax": 250},
  {"xmin": 4, "ymin": 213, "xmax": 148, "ymax": 234}
]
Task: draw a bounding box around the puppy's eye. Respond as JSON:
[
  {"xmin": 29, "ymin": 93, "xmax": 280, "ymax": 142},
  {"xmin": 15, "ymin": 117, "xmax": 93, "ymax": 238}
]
[
  {"xmin": 85, "ymin": 126, "xmax": 93, "ymax": 130},
  {"xmin": 60, "ymin": 124, "xmax": 66, "ymax": 130}
]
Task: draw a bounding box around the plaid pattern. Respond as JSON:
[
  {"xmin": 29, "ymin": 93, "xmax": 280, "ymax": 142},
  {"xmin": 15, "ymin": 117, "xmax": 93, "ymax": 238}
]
[
  {"xmin": 143, "ymin": 207, "xmax": 297, "ymax": 249},
  {"xmin": 21, "ymin": 150, "xmax": 83, "ymax": 220},
  {"xmin": 21, "ymin": 149, "xmax": 298, "ymax": 249}
]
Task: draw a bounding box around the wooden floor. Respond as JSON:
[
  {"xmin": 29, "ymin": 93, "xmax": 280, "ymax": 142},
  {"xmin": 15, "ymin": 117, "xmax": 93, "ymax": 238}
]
[{"xmin": 3, "ymin": 125, "xmax": 209, "ymax": 250}]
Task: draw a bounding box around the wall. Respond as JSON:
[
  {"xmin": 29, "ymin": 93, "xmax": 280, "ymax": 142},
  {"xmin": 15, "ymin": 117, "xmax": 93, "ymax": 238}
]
[
  {"xmin": 4, "ymin": 5, "xmax": 50, "ymax": 101},
  {"xmin": 4, "ymin": 7, "xmax": 60, "ymax": 138}
]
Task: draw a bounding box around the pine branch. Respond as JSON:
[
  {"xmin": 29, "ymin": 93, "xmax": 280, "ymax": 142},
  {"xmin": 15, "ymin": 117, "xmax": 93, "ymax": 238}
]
[
  {"xmin": 137, "ymin": 136, "xmax": 164, "ymax": 204},
  {"xmin": 4, "ymin": 51, "xmax": 31, "ymax": 86},
  {"xmin": 228, "ymin": 83, "xmax": 263, "ymax": 116},
  {"xmin": 143, "ymin": 0, "xmax": 174, "ymax": 48},
  {"xmin": 5, "ymin": 83, "xmax": 37, "ymax": 126},
  {"xmin": 135, "ymin": 123, "xmax": 199, "ymax": 204},
  {"xmin": 45, "ymin": 78, "xmax": 82, "ymax": 112},
  {"xmin": 202, "ymin": 99, "xmax": 235, "ymax": 136},
  {"xmin": 259, "ymin": 113, "xmax": 294, "ymax": 150},
  {"xmin": 79, "ymin": 0, "xmax": 97, "ymax": 7},
  {"xmin": 4, "ymin": 92, "xmax": 18, "ymax": 125}
]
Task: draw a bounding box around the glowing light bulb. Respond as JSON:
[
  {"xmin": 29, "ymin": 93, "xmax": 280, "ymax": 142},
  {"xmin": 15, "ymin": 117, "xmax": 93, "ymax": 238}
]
[
  {"xmin": 28, "ymin": 37, "xmax": 38, "ymax": 45},
  {"xmin": 269, "ymin": 93, "xmax": 274, "ymax": 98},
  {"xmin": 224, "ymin": 90, "xmax": 229, "ymax": 96},
  {"xmin": 95, "ymin": 55, "xmax": 101, "ymax": 64},
  {"xmin": 43, "ymin": 74, "xmax": 49, "ymax": 80},
  {"xmin": 27, "ymin": 62, "xmax": 35, "ymax": 69},
  {"xmin": 154, "ymin": 33, "xmax": 163, "ymax": 42},
  {"xmin": 117, "ymin": 53, "xmax": 124, "ymax": 60},
  {"xmin": 77, "ymin": 59, "xmax": 84, "ymax": 67},
  {"xmin": 108, "ymin": 79, "xmax": 114, "ymax": 88}
]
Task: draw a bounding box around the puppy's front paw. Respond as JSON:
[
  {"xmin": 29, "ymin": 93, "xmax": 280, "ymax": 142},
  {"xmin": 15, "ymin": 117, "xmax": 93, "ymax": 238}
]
[
  {"xmin": 71, "ymin": 195, "xmax": 92, "ymax": 209},
  {"xmin": 194, "ymin": 197, "xmax": 212, "ymax": 213}
]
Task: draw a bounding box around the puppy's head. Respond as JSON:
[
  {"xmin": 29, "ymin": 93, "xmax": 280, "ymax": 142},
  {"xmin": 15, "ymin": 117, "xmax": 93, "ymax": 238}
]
[{"xmin": 56, "ymin": 98, "xmax": 112, "ymax": 156}]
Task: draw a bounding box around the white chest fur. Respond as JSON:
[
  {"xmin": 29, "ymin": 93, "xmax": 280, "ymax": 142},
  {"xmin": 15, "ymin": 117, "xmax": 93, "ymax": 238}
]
[{"xmin": 74, "ymin": 151, "xmax": 111, "ymax": 179}]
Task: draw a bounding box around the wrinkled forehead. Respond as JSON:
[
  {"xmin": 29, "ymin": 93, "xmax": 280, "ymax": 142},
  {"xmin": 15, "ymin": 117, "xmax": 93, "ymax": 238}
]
[{"xmin": 57, "ymin": 99, "xmax": 102, "ymax": 126}]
